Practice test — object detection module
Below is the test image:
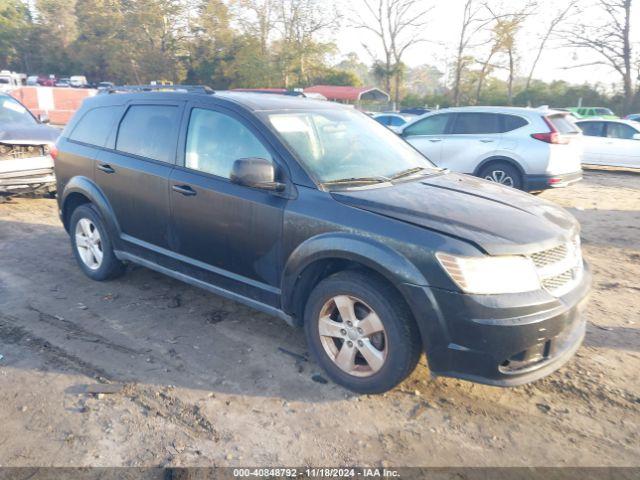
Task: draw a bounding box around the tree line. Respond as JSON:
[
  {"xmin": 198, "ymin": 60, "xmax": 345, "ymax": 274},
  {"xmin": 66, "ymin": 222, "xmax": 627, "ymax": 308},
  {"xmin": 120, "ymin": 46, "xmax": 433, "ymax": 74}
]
[{"xmin": 0, "ymin": 0, "xmax": 638, "ymax": 113}]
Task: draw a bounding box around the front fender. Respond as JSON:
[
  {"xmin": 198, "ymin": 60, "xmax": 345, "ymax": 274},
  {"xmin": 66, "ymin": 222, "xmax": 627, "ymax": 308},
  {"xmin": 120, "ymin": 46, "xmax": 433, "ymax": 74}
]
[
  {"xmin": 60, "ymin": 176, "xmax": 121, "ymax": 244},
  {"xmin": 281, "ymin": 232, "xmax": 429, "ymax": 313}
]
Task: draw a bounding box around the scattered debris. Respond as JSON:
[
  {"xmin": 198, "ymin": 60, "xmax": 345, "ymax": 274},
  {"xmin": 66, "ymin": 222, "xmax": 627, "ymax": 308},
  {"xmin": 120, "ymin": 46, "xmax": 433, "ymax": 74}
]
[
  {"xmin": 167, "ymin": 294, "xmax": 182, "ymax": 309},
  {"xmin": 77, "ymin": 303, "xmax": 88, "ymax": 310},
  {"xmin": 536, "ymin": 403, "xmax": 551, "ymax": 413},
  {"xmin": 85, "ymin": 383, "xmax": 125, "ymax": 395},
  {"xmin": 311, "ymin": 374, "xmax": 328, "ymax": 384},
  {"xmin": 408, "ymin": 401, "xmax": 431, "ymax": 419},
  {"xmin": 205, "ymin": 310, "xmax": 229, "ymax": 324},
  {"xmin": 595, "ymin": 324, "xmax": 614, "ymax": 331},
  {"xmin": 278, "ymin": 347, "xmax": 307, "ymax": 362},
  {"xmin": 0, "ymin": 353, "xmax": 3, "ymax": 362}
]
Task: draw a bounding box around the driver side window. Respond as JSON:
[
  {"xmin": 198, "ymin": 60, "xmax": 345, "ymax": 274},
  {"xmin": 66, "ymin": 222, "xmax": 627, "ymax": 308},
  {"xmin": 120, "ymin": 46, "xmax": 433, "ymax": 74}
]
[{"xmin": 185, "ymin": 108, "xmax": 272, "ymax": 179}]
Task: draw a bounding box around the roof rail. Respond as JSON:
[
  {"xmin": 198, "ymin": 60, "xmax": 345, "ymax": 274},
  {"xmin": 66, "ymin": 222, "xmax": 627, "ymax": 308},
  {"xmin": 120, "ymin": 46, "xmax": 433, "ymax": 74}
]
[{"xmin": 100, "ymin": 84, "xmax": 215, "ymax": 95}]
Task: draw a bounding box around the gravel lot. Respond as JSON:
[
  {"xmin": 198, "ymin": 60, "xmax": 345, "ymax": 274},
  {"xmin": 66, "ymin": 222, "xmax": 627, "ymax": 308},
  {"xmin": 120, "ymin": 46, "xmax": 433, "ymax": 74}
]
[{"xmin": 0, "ymin": 170, "xmax": 638, "ymax": 467}]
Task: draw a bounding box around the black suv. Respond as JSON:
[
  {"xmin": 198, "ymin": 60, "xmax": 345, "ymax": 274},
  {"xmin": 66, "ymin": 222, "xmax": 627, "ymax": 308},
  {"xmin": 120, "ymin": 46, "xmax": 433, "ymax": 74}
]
[{"xmin": 54, "ymin": 88, "xmax": 590, "ymax": 393}]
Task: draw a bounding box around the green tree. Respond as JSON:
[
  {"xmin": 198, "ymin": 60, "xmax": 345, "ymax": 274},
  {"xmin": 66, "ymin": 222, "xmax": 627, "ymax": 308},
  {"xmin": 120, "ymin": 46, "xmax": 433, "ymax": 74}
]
[{"xmin": 0, "ymin": 0, "xmax": 32, "ymax": 70}]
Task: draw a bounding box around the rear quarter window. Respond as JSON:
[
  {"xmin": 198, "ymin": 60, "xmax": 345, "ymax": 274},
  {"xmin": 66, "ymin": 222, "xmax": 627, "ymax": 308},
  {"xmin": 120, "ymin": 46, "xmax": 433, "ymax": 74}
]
[
  {"xmin": 69, "ymin": 106, "xmax": 121, "ymax": 147},
  {"xmin": 501, "ymin": 114, "xmax": 528, "ymax": 132}
]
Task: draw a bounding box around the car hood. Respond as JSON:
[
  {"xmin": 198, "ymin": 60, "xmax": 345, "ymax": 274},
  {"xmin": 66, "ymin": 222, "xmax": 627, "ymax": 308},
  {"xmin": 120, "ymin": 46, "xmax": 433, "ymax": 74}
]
[
  {"xmin": 331, "ymin": 172, "xmax": 579, "ymax": 255},
  {"xmin": 0, "ymin": 124, "xmax": 60, "ymax": 144}
]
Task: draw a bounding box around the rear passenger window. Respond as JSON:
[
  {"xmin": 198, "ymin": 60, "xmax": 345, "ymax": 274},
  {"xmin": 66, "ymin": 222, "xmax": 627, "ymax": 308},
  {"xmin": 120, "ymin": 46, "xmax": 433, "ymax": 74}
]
[
  {"xmin": 451, "ymin": 113, "xmax": 501, "ymax": 134},
  {"xmin": 116, "ymin": 105, "xmax": 180, "ymax": 163},
  {"xmin": 502, "ymin": 115, "xmax": 527, "ymax": 132},
  {"xmin": 185, "ymin": 108, "xmax": 272, "ymax": 179},
  {"xmin": 69, "ymin": 106, "xmax": 120, "ymax": 147}
]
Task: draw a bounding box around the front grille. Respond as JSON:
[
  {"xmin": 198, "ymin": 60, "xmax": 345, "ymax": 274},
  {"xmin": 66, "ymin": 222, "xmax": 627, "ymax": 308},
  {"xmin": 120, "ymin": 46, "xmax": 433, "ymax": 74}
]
[
  {"xmin": 529, "ymin": 237, "xmax": 582, "ymax": 297},
  {"xmin": 531, "ymin": 244, "xmax": 568, "ymax": 268},
  {"xmin": 0, "ymin": 143, "xmax": 46, "ymax": 160},
  {"xmin": 542, "ymin": 270, "xmax": 574, "ymax": 291}
]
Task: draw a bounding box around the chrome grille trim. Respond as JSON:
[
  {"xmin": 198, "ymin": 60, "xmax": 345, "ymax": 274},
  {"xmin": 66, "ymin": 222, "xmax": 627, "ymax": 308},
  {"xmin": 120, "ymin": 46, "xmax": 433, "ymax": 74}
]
[{"xmin": 530, "ymin": 236, "xmax": 583, "ymax": 297}]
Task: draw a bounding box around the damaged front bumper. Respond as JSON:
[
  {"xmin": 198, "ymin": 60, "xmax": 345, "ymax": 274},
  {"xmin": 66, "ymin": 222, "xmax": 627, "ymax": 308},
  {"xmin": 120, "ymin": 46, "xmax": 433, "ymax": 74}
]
[
  {"xmin": 0, "ymin": 155, "xmax": 56, "ymax": 194},
  {"xmin": 400, "ymin": 263, "xmax": 591, "ymax": 386}
]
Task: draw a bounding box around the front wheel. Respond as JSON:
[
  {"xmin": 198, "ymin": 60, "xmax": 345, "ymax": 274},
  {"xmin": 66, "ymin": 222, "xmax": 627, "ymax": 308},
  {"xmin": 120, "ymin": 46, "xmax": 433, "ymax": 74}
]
[{"xmin": 304, "ymin": 271, "xmax": 422, "ymax": 394}]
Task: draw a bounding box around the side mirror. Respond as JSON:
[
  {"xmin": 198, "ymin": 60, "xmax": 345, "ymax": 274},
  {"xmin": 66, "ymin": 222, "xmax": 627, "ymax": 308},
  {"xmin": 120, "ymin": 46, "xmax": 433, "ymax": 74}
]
[
  {"xmin": 38, "ymin": 113, "xmax": 50, "ymax": 124},
  {"xmin": 230, "ymin": 157, "xmax": 285, "ymax": 192}
]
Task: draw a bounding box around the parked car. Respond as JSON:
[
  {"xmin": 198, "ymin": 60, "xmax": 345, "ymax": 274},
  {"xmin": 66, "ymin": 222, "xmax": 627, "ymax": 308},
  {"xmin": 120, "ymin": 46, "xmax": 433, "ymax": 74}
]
[
  {"xmin": 397, "ymin": 106, "xmax": 583, "ymax": 192},
  {"xmin": 26, "ymin": 75, "xmax": 40, "ymax": 86},
  {"xmin": 69, "ymin": 75, "xmax": 88, "ymax": 88},
  {"xmin": 97, "ymin": 82, "xmax": 115, "ymax": 92},
  {"xmin": 37, "ymin": 75, "xmax": 56, "ymax": 87},
  {"xmin": 624, "ymin": 113, "xmax": 640, "ymax": 122},
  {"xmin": 568, "ymin": 107, "xmax": 618, "ymax": 119},
  {"xmin": 55, "ymin": 78, "xmax": 71, "ymax": 87},
  {"xmin": 54, "ymin": 89, "xmax": 590, "ymax": 393},
  {"xmin": 0, "ymin": 70, "xmax": 22, "ymax": 91},
  {"xmin": 0, "ymin": 93, "xmax": 59, "ymax": 197},
  {"xmin": 575, "ymin": 118, "xmax": 640, "ymax": 169},
  {"xmin": 400, "ymin": 107, "xmax": 430, "ymax": 116},
  {"xmin": 373, "ymin": 112, "xmax": 413, "ymax": 132}
]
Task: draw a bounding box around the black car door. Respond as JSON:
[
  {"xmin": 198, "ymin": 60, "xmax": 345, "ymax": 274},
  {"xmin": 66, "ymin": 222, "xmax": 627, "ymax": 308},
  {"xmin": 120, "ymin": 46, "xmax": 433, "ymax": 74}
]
[
  {"xmin": 96, "ymin": 100, "xmax": 184, "ymax": 252},
  {"xmin": 168, "ymin": 103, "xmax": 287, "ymax": 307}
]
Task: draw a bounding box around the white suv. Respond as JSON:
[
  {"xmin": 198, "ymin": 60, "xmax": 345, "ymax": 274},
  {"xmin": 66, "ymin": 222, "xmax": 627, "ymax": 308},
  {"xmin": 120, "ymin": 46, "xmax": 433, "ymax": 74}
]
[{"xmin": 398, "ymin": 106, "xmax": 583, "ymax": 192}]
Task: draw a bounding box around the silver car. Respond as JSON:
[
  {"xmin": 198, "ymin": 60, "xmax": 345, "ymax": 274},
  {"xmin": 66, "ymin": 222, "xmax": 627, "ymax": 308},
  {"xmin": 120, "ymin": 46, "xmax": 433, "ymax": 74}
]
[
  {"xmin": 575, "ymin": 118, "xmax": 640, "ymax": 169},
  {"xmin": 398, "ymin": 106, "xmax": 583, "ymax": 192},
  {"xmin": 0, "ymin": 93, "xmax": 59, "ymax": 198}
]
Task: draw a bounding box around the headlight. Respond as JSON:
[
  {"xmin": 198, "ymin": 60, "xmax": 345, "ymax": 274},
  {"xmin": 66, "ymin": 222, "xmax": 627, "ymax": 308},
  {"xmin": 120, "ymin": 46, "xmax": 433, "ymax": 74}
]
[{"xmin": 436, "ymin": 252, "xmax": 541, "ymax": 294}]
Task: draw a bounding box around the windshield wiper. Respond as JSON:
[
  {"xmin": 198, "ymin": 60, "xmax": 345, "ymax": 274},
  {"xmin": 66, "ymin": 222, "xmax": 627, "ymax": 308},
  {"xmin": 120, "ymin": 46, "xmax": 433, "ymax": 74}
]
[
  {"xmin": 322, "ymin": 176, "xmax": 390, "ymax": 187},
  {"xmin": 389, "ymin": 166, "xmax": 428, "ymax": 180}
]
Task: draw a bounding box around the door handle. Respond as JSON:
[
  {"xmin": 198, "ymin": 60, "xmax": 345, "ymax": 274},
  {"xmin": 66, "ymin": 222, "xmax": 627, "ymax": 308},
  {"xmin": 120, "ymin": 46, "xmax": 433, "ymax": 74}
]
[
  {"xmin": 172, "ymin": 185, "xmax": 197, "ymax": 196},
  {"xmin": 97, "ymin": 163, "xmax": 115, "ymax": 174},
  {"xmin": 428, "ymin": 138, "xmax": 442, "ymax": 143},
  {"xmin": 479, "ymin": 139, "xmax": 494, "ymax": 143}
]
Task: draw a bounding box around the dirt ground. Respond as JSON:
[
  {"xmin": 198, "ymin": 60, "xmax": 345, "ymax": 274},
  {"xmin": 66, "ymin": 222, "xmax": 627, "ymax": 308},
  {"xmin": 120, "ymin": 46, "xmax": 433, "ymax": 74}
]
[{"xmin": 0, "ymin": 170, "xmax": 638, "ymax": 468}]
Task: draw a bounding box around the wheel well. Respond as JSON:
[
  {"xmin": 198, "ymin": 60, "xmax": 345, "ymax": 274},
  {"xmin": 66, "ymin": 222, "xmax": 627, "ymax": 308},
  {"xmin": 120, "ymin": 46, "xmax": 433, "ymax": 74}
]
[
  {"xmin": 62, "ymin": 192, "xmax": 91, "ymax": 231},
  {"xmin": 474, "ymin": 157, "xmax": 525, "ymax": 179},
  {"xmin": 288, "ymin": 259, "xmax": 413, "ymax": 327}
]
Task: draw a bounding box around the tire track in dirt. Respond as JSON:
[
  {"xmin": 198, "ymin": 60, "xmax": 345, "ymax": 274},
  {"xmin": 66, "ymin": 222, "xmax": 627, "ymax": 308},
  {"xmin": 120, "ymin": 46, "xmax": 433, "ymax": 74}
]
[
  {"xmin": 26, "ymin": 304, "xmax": 144, "ymax": 356},
  {"xmin": 0, "ymin": 313, "xmax": 220, "ymax": 442},
  {"xmin": 0, "ymin": 313, "xmax": 113, "ymax": 381}
]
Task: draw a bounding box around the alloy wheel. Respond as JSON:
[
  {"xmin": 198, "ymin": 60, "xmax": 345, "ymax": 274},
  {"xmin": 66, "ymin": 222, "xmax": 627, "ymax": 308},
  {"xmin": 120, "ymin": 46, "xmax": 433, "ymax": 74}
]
[
  {"xmin": 484, "ymin": 170, "xmax": 514, "ymax": 187},
  {"xmin": 318, "ymin": 295, "xmax": 388, "ymax": 377},
  {"xmin": 75, "ymin": 218, "xmax": 103, "ymax": 270}
]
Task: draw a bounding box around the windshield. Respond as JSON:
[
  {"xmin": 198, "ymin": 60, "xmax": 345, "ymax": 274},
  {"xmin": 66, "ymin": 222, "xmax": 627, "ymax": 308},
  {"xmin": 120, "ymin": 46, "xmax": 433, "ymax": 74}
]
[
  {"xmin": 265, "ymin": 108, "xmax": 437, "ymax": 186},
  {"xmin": 0, "ymin": 96, "xmax": 37, "ymax": 126}
]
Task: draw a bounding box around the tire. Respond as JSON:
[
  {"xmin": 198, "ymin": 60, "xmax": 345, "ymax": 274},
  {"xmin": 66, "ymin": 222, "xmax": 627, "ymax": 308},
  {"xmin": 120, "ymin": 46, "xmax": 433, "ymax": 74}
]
[
  {"xmin": 303, "ymin": 270, "xmax": 422, "ymax": 394},
  {"xmin": 478, "ymin": 161, "xmax": 523, "ymax": 190},
  {"xmin": 69, "ymin": 204, "xmax": 125, "ymax": 281}
]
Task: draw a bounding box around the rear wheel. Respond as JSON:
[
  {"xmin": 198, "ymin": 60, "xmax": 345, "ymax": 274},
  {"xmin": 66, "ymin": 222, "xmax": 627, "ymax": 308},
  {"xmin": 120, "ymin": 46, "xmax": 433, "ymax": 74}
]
[
  {"xmin": 69, "ymin": 204, "xmax": 125, "ymax": 281},
  {"xmin": 304, "ymin": 271, "xmax": 421, "ymax": 394},
  {"xmin": 479, "ymin": 162, "xmax": 522, "ymax": 190}
]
